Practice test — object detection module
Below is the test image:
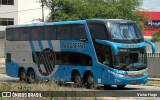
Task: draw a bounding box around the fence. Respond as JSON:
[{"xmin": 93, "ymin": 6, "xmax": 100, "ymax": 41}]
[{"xmin": 147, "ymin": 53, "xmax": 160, "ymax": 78}]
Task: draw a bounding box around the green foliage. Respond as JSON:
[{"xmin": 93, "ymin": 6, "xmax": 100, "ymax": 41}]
[
  {"xmin": 151, "ymin": 29, "xmax": 160, "ymax": 42},
  {"xmin": 40, "ymin": 0, "xmax": 145, "ymax": 23}
]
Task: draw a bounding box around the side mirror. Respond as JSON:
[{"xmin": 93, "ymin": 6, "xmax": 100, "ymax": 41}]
[{"xmin": 145, "ymin": 40, "xmax": 156, "ymax": 54}]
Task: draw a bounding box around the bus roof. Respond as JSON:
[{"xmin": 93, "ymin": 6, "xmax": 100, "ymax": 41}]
[{"xmin": 6, "ymin": 19, "xmax": 135, "ymax": 28}]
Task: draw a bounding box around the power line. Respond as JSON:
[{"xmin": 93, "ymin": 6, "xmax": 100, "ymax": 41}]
[{"xmin": 0, "ymin": 8, "xmax": 42, "ymax": 15}]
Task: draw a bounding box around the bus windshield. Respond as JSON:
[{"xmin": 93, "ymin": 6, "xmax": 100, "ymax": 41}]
[
  {"xmin": 108, "ymin": 22, "xmax": 143, "ymax": 40},
  {"xmin": 114, "ymin": 47, "xmax": 147, "ymax": 71}
]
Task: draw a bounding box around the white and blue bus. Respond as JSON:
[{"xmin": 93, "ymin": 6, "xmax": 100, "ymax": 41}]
[{"xmin": 5, "ymin": 19, "xmax": 156, "ymax": 88}]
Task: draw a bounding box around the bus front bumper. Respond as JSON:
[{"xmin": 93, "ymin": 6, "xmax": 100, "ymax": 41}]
[{"xmin": 108, "ymin": 70, "xmax": 148, "ymax": 85}]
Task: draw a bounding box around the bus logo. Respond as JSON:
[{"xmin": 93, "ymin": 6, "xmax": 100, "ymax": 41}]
[
  {"xmin": 62, "ymin": 43, "xmax": 86, "ymax": 49},
  {"xmin": 37, "ymin": 48, "xmax": 56, "ymax": 76}
]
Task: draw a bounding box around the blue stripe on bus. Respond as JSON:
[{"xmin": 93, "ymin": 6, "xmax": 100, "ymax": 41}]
[
  {"xmin": 43, "ymin": 22, "xmax": 47, "ymax": 26},
  {"xmin": 48, "ymin": 40, "xmax": 53, "ymax": 49},
  {"xmin": 38, "ymin": 40, "xmax": 44, "ymax": 51},
  {"xmin": 29, "ymin": 41, "xmax": 38, "ymax": 62},
  {"xmin": 33, "ymin": 23, "xmax": 37, "ymax": 26}
]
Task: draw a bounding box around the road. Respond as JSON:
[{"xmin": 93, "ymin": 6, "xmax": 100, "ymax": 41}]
[
  {"xmin": 0, "ymin": 74, "xmax": 160, "ymax": 91},
  {"xmin": 1, "ymin": 74, "xmax": 160, "ymax": 99}
]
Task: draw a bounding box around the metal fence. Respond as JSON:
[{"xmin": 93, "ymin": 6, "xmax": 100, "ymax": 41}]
[{"xmin": 147, "ymin": 53, "xmax": 160, "ymax": 78}]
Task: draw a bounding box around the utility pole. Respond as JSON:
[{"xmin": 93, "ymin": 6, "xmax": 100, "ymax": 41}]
[{"xmin": 41, "ymin": 0, "xmax": 44, "ymax": 22}]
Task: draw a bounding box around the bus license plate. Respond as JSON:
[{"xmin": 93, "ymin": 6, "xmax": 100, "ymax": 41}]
[{"xmin": 131, "ymin": 80, "xmax": 136, "ymax": 84}]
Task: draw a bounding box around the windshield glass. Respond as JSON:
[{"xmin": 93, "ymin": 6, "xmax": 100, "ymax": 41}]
[
  {"xmin": 108, "ymin": 22, "xmax": 143, "ymax": 40},
  {"xmin": 114, "ymin": 47, "xmax": 147, "ymax": 71}
]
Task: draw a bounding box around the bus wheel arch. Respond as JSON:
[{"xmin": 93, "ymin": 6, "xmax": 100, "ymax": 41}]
[
  {"xmin": 83, "ymin": 70, "xmax": 95, "ymax": 89},
  {"xmin": 18, "ymin": 67, "xmax": 26, "ymax": 81},
  {"xmin": 71, "ymin": 70, "xmax": 82, "ymax": 87},
  {"xmin": 27, "ymin": 68, "xmax": 36, "ymax": 84}
]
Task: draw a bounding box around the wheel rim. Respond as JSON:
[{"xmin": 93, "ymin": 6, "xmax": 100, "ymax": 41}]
[
  {"xmin": 20, "ymin": 71, "xmax": 26, "ymax": 80},
  {"xmin": 28, "ymin": 71, "xmax": 35, "ymax": 83},
  {"xmin": 75, "ymin": 75, "xmax": 81, "ymax": 83},
  {"xmin": 87, "ymin": 75, "xmax": 93, "ymax": 84}
]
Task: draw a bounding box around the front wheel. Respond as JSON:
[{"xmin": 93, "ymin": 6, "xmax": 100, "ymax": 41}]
[
  {"xmin": 117, "ymin": 85, "xmax": 126, "ymax": 89},
  {"xmin": 104, "ymin": 85, "xmax": 111, "ymax": 89},
  {"xmin": 27, "ymin": 69, "xmax": 36, "ymax": 84}
]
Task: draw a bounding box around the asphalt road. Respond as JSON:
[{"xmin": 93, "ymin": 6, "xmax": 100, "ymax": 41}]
[{"xmin": 0, "ymin": 74, "xmax": 160, "ymax": 91}]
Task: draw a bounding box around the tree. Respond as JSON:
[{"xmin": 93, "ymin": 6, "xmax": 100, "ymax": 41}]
[
  {"xmin": 41, "ymin": 0, "xmax": 146, "ymax": 23},
  {"xmin": 151, "ymin": 29, "xmax": 160, "ymax": 42}
]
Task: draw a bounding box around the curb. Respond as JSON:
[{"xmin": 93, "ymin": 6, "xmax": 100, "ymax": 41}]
[{"xmin": 148, "ymin": 78, "xmax": 160, "ymax": 81}]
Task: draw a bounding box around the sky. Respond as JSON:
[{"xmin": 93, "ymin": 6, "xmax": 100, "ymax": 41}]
[{"xmin": 141, "ymin": 0, "xmax": 160, "ymax": 11}]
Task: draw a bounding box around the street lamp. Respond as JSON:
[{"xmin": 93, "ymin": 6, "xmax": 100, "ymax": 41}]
[{"xmin": 41, "ymin": 0, "xmax": 44, "ymax": 22}]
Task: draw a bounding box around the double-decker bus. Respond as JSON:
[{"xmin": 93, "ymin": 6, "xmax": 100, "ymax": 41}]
[{"xmin": 5, "ymin": 19, "xmax": 156, "ymax": 88}]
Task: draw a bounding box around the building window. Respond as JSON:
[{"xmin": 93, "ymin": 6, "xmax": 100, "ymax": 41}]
[
  {"xmin": 0, "ymin": 0, "xmax": 14, "ymax": 5},
  {"xmin": 0, "ymin": 18, "xmax": 14, "ymax": 26}
]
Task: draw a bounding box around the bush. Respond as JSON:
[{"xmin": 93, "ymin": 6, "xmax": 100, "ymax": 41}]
[{"xmin": 151, "ymin": 29, "xmax": 160, "ymax": 42}]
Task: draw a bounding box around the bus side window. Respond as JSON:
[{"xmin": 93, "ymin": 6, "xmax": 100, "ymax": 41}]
[
  {"xmin": 12, "ymin": 28, "xmax": 19, "ymax": 41},
  {"xmin": 89, "ymin": 23, "xmax": 109, "ymax": 40},
  {"xmin": 19, "ymin": 27, "xmax": 30, "ymax": 41},
  {"xmin": 57, "ymin": 25, "xmax": 70, "ymax": 40},
  {"xmin": 6, "ymin": 28, "xmax": 13, "ymax": 41},
  {"xmin": 70, "ymin": 25, "xmax": 87, "ymax": 40},
  {"xmin": 30, "ymin": 26, "xmax": 43, "ymax": 40},
  {"xmin": 44, "ymin": 26, "xmax": 56, "ymax": 40}
]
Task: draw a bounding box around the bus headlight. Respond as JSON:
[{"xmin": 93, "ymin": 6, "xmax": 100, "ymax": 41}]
[
  {"xmin": 108, "ymin": 70, "xmax": 147, "ymax": 78},
  {"xmin": 108, "ymin": 70, "xmax": 126, "ymax": 78}
]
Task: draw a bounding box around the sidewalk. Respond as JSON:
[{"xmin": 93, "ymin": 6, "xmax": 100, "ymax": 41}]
[{"xmin": 148, "ymin": 78, "xmax": 160, "ymax": 81}]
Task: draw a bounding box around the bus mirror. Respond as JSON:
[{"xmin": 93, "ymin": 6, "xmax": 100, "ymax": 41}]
[
  {"xmin": 80, "ymin": 38, "xmax": 88, "ymax": 43},
  {"xmin": 145, "ymin": 40, "xmax": 156, "ymax": 54}
]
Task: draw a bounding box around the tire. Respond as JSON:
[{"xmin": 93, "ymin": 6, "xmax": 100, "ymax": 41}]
[
  {"xmin": 27, "ymin": 69, "xmax": 36, "ymax": 84},
  {"xmin": 85, "ymin": 73, "xmax": 94, "ymax": 89},
  {"xmin": 19, "ymin": 69, "xmax": 26, "ymax": 81},
  {"xmin": 117, "ymin": 85, "xmax": 126, "ymax": 89},
  {"xmin": 104, "ymin": 85, "xmax": 111, "ymax": 89},
  {"xmin": 73, "ymin": 72, "xmax": 82, "ymax": 87}
]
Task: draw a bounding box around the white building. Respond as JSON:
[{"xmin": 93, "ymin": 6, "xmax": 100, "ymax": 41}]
[{"xmin": 0, "ymin": 0, "xmax": 50, "ymax": 37}]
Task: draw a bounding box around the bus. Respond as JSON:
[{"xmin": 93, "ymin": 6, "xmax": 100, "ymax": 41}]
[{"xmin": 5, "ymin": 19, "xmax": 156, "ymax": 88}]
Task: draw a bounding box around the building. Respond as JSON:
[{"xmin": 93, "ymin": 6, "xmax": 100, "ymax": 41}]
[
  {"xmin": 0, "ymin": 0, "xmax": 49, "ymax": 37},
  {"xmin": 139, "ymin": 11, "xmax": 160, "ymax": 40}
]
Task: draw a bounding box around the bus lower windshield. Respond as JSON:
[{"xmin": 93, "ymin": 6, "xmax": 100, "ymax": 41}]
[
  {"xmin": 114, "ymin": 47, "xmax": 147, "ymax": 71},
  {"xmin": 108, "ymin": 22, "xmax": 143, "ymax": 40}
]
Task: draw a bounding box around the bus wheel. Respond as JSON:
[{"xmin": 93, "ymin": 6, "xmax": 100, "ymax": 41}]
[
  {"xmin": 27, "ymin": 69, "xmax": 36, "ymax": 84},
  {"xmin": 73, "ymin": 72, "xmax": 82, "ymax": 87},
  {"xmin": 117, "ymin": 85, "xmax": 126, "ymax": 89},
  {"xmin": 19, "ymin": 69, "xmax": 26, "ymax": 81},
  {"xmin": 104, "ymin": 85, "xmax": 111, "ymax": 89},
  {"xmin": 86, "ymin": 73, "xmax": 94, "ymax": 89}
]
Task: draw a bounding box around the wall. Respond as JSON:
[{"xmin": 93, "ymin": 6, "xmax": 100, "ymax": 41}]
[
  {"xmin": 0, "ymin": 0, "xmax": 18, "ymax": 31},
  {"xmin": 18, "ymin": 0, "xmax": 50, "ymax": 24}
]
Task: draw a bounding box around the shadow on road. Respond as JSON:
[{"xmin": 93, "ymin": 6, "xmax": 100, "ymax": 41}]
[{"xmin": 98, "ymin": 86, "xmax": 142, "ymax": 90}]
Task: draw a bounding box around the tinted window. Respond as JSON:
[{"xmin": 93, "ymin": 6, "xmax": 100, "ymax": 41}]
[
  {"xmin": 12, "ymin": 28, "xmax": 19, "ymax": 41},
  {"xmin": 89, "ymin": 23, "xmax": 109, "ymax": 39},
  {"xmin": 70, "ymin": 25, "xmax": 86, "ymax": 39},
  {"xmin": 19, "ymin": 27, "xmax": 30, "ymax": 41},
  {"xmin": 8, "ymin": 0, "xmax": 14, "ymax": 5},
  {"xmin": 30, "ymin": 26, "xmax": 43, "ymax": 40},
  {"xmin": 44, "ymin": 26, "xmax": 56, "ymax": 40},
  {"xmin": 1, "ymin": 0, "xmax": 14, "ymax": 5},
  {"xmin": 57, "ymin": 25, "xmax": 70, "ymax": 40},
  {"xmin": 55, "ymin": 52, "xmax": 92, "ymax": 66},
  {"xmin": 0, "ymin": 18, "xmax": 14, "ymax": 26},
  {"xmin": 6, "ymin": 28, "xmax": 12, "ymax": 41}
]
